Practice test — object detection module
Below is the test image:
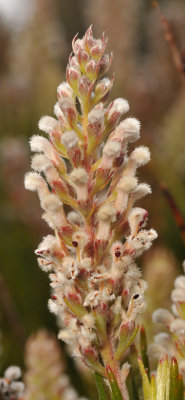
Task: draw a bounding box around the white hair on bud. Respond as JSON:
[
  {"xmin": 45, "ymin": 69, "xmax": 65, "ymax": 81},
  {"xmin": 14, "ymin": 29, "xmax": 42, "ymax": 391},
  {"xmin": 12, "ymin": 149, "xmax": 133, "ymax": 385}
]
[
  {"xmin": 152, "ymin": 309, "xmax": 174, "ymax": 325},
  {"xmin": 70, "ymin": 168, "xmax": 88, "ymax": 185},
  {"xmin": 119, "ymin": 118, "xmax": 140, "ymax": 142},
  {"xmin": 67, "ymin": 211, "xmax": 84, "ymax": 226},
  {"xmin": 97, "ymin": 204, "xmax": 116, "ymax": 223},
  {"xmin": 41, "ymin": 193, "xmax": 62, "ymax": 212},
  {"xmin": 118, "ymin": 176, "xmax": 138, "ymax": 193},
  {"xmin": 103, "ymin": 140, "xmax": 121, "ymax": 158},
  {"xmin": 38, "ymin": 116, "xmax": 58, "ymax": 133},
  {"xmin": 4, "ymin": 366, "xmax": 21, "ymax": 381},
  {"xmin": 170, "ymin": 318, "xmax": 185, "ymax": 335},
  {"xmin": 61, "ymin": 130, "xmax": 78, "ymax": 149},
  {"xmin": 108, "ymin": 98, "xmax": 129, "ymax": 117},
  {"xmin": 24, "ymin": 172, "xmax": 43, "ymax": 191},
  {"xmin": 31, "ymin": 154, "xmax": 51, "ymax": 172},
  {"xmin": 131, "ymin": 146, "xmax": 150, "ymax": 166}
]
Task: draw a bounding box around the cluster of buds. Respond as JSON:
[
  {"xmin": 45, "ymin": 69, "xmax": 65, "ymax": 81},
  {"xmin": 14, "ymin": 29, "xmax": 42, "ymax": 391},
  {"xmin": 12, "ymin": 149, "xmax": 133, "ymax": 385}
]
[
  {"xmin": 0, "ymin": 366, "xmax": 25, "ymax": 400},
  {"xmin": 150, "ymin": 261, "xmax": 185, "ymax": 384},
  {"xmin": 25, "ymin": 27, "xmax": 157, "ymax": 397},
  {"xmin": 24, "ymin": 330, "xmax": 87, "ymax": 400}
]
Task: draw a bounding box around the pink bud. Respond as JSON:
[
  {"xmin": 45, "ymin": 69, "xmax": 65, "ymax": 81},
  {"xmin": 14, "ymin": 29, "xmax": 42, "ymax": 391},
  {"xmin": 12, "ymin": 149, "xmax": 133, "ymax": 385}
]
[
  {"xmin": 78, "ymin": 76, "xmax": 92, "ymax": 97},
  {"xmin": 66, "ymin": 66, "xmax": 80, "ymax": 91}
]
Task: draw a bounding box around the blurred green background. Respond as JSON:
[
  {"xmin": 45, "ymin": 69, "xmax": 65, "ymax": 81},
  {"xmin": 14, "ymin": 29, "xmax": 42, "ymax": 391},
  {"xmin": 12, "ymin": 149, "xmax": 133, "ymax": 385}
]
[{"xmin": 0, "ymin": 0, "xmax": 185, "ymax": 396}]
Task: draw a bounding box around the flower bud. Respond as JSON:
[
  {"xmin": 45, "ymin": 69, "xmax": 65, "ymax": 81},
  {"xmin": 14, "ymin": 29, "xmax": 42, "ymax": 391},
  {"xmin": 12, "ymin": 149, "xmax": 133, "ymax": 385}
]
[
  {"xmin": 94, "ymin": 77, "xmax": 113, "ymax": 104},
  {"xmin": 85, "ymin": 59, "xmax": 97, "ymax": 81},
  {"xmin": 78, "ymin": 76, "xmax": 92, "ymax": 97},
  {"xmin": 97, "ymin": 53, "xmax": 113, "ymax": 78},
  {"xmin": 66, "ymin": 66, "xmax": 80, "ymax": 92},
  {"xmin": 57, "ymin": 82, "xmax": 73, "ymax": 99},
  {"xmin": 88, "ymin": 108, "xmax": 104, "ymax": 135}
]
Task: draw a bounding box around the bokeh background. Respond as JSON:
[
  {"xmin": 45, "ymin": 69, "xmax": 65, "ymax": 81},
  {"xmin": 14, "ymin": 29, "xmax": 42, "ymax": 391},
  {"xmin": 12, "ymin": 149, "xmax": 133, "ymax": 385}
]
[{"xmin": 0, "ymin": 0, "xmax": 185, "ymax": 396}]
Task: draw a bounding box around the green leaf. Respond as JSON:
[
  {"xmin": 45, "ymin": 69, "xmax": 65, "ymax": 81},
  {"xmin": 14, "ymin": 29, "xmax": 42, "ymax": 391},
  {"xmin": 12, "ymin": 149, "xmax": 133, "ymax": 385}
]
[
  {"xmin": 126, "ymin": 367, "xmax": 140, "ymax": 400},
  {"xmin": 138, "ymin": 356, "xmax": 151, "ymax": 400},
  {"xmin": 106, "ymin": 366, "xmax": 123, "ymax": 400},
  {"xmin": 140, "ymin": 325, "xmax": 150, "ymax": 380},
  {"xmin": 151, "ymin": 374, "xmax": 156, "ymax": 400},
  {"xmin": 169, "ymin": 357, "xmax": 179, "ymax": 400},
  {"xmin": 129, "ymin": 345, "xmax": 144, "ymax": 400},
  {"xmin": 178, "ymin": 374, "xmax": 184, "ymax": 400},
  {"xmin": 95, "ymin": 372, "xmax": 109, "ymax": 400},
  {"xmin": 115, "ymin": 323, "xmax": 139, "ymax": 361},
  {"xmin": 156, "ymin": 354, "xmax": 170, "ymax": 400}
]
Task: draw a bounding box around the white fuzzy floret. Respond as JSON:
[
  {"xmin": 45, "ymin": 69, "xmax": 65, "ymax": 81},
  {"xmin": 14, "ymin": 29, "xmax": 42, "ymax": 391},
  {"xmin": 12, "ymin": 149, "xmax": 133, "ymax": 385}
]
[
  {"xmin": 108, "ymin": 98, "xmax": 129, "ymax": 116},
  {"xmin": 30, "ymin": 135, "xmax": 52, "ymax": 154},
  {"xmin": 70, "ymin": 168, "xmax": 88, "ymax": 185},
  {"xmin": 24, "ymin": 172, "xmax": 43, "ymax": 191},
  {"xmin": 174, "ymin": 275, "xmax": 185, "ymax": 290},
  {"xmin": 128, "ymin": 207, "xmax": 148, "ymax": 234},
  {"xmin": 118, "ymin": 176, "xmax": 138, "ymax": 193},
  {"xmin": 36, "ymin": 235, "xmax": 59, "ymax": 253},
  {"xmin": 154, "ymin": 332, "xmax": 171, "ymax": 347},
  {"xmin": 131, "ymin": 146, "xmax": 150, "ymax": 166},
  {"xmin": 147, "ymin": 343, "xmax": 166, "ymax": 359},
  {"xmin": 48, "ymin": 299, "xmax": 60, "ymax": 315},
  {"xmin": 131, "ymin": 183, "xmax": 152, "ymax": 200},
  {"xmin": 10, "ymin": 381, "xmax": 25, "ymax": 394},
  {"xmin": 31, "ymin": 154, "xmax": 51, "ymax": 172},
  {"xmin": 67, "ymin": 211, "xmax": 84, "ymax": 226},
  {"xmin": 61, "ymin": 130, "xmax": 78, "ymax": 149},
  {"xmin": 170, "ymin": 318, "xmax": 185, "ymax": 335},
  {"xmin": 41, "ymin": 193, "xmax": 62, "ymax": 212},
  {"xmin": 97, "ymin": 204, "xmax": 116, "ymax": 223},
  {"xmin": 171, "ymin": 288, "xmax": 185, "ymax": 303},
  {"xmin": 103, "ymin": 140, "xmax": 121, "ymax": 158},
  {"xmin": 38, "ymin": 116, "xmax": 58, "ymax": 133},
  {"xmin": 152, "ymin": 308, "xmax": 174, "ymax": 325},
  {"xmin": 4, "ymin": 366, "xmax": 21, "ymax": 381},
  {"xmin": 119, "ymin": 118, "xmax": 140, "ymax": 141},
  {"xmin": 88, "ymin": 108, "xmax": 104, "ymax": 124},
  {"xmin": 72, "ymin": 232, "xmax": 88, "ymax": 248}
]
